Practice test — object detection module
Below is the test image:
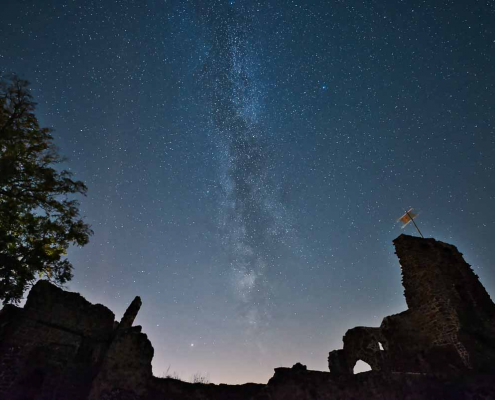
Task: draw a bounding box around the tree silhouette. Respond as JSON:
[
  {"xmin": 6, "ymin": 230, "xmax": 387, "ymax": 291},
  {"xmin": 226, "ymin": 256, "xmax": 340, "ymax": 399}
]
[{"xmin": 0, "ymin": 75, "xmax": 92, "ymax": 304}]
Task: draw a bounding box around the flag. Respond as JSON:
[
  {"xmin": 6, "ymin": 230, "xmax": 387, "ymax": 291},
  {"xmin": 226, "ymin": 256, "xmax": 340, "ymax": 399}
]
[{"xmin": 398, "ymin": 208, "xmax": 418, "ymax": 229}]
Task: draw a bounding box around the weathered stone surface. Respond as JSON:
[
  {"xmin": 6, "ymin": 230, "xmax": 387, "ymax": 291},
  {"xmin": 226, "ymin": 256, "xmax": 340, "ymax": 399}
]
[
  {"xmin": 328, "ymin": 234, "xmax": 495, "ymax": 376},
  {"xmin": 119, "ymin": 296, "xmax": 142, "ymax": 330},
  {"xmin": 0, "ymin": 281, "xmax": 115, "ymax": 399},
  {"xmin": 88, "ymin": 327, "xmax": 154, "ymax": 400},
  {"xmin": 2, "ymin": 234, "xmax": 495, "ymax": 399},
  {"xmin": 394, "ymin": 234, "xmax": 495, "ymax": 372},
  {"xmin": 24, "ymin": 280, "xmax": 115, "ymax": 341},
  {"xmin": 0, "ymin": 283, "xmax": 148, "ymax": 400},
  {"xmin": 329, "ymin": 326, "xmax": 387, "ymax": 374},
  {"xmin": 257, "ymin": 367, "xmax": 495, "ymax": 400}
]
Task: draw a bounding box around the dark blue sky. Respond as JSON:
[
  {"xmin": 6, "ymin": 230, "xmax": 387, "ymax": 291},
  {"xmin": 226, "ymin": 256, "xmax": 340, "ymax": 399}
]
[{"xmin": 1, "ymin": 0, "xmax": 494, "ymax": 384}]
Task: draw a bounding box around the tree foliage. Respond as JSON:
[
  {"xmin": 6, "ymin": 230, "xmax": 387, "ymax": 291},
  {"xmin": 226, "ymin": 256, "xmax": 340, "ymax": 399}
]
[{"xmin": 0, "ymin": 75, "xmax": 92, "ymax": 304}]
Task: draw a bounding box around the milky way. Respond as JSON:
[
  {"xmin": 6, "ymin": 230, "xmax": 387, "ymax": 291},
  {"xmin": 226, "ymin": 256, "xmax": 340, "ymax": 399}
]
[
  {"xmin": 2, "ymin": 0, "xmax": 494, "ymax": 384},
  {"xmin": 196, "ymin": 2, "xmax": 294, "ymax": 327}
]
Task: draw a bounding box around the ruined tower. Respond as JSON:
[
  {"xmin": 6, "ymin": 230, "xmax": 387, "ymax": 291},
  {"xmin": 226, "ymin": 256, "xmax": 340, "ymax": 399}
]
[{"xmin": 329, "ymin": 234, "xmax": 495, "ymax": 375}]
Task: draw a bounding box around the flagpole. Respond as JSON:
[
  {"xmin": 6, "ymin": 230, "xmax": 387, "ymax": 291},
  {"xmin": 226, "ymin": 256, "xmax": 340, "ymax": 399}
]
[{"xmin": 406, "ymin": 210, "xmax": 424, "ymax": 238}]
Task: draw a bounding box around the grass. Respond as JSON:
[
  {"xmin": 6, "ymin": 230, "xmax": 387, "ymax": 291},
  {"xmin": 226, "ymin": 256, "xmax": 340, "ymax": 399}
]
[{"xmin": 162, "ymin": 366, "xmax": 210, "ymax": 384}]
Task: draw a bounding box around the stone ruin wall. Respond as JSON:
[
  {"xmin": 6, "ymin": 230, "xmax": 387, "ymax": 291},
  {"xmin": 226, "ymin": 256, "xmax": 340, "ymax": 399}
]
[
  {"xmin": 328, "ymin": 234, "xmax": 495, "ymax": 376},
  {"xmin": 2, "ymin": 234, "xmax": 495, "ymax": 400},
  {"xmin": 0, "ymin": 280, "xmax": 262, "ymax": 400},
  {"xmin": 394, "ymin": 234, "xmax": 495, "ymax": 371},
  {"xmin": 0, "ymin": 281, "xmax": 153, "ymax": 400}
]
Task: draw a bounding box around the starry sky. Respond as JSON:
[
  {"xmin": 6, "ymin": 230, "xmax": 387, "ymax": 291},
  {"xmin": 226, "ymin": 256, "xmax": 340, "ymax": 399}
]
[{"xmin": 1, "ymin": 0, "xmax": 495, "ymax": 384}]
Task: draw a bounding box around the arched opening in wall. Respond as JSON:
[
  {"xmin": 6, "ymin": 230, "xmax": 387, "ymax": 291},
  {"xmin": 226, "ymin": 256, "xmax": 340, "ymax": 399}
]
[
  {"xmin": 353, "ymin": 360, "xmax": 372, "ymax": 374},
  {"xmin": 378, "ymin": 342, "xmax": 384, "ymax": 350}
]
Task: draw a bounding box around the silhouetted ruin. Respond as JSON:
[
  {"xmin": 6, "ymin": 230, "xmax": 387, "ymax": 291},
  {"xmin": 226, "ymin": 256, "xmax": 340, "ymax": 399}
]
[
  {"xmin": 328, "ymin": 234, "xmax": 495, "ymax": 375},
  {"xmin": 1, "ymin": 234, "xmax": 495, "ymax": 399}
]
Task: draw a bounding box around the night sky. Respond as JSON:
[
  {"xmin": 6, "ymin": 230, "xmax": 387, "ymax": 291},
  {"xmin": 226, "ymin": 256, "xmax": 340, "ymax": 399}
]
[{"xmin": 1, "ymin": 0, "xmax": 495, "ymax": 384}]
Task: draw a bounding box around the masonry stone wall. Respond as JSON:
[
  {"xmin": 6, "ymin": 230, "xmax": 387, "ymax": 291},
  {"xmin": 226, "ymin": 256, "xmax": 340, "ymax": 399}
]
[
  {"xmin": 0, "ymin": 281, "xmax": 149, "ymax": 400},
  {"xmin": 88, "ymin": 326, "xmax": 154, "ymax": 400},
  {"xmin": 328, "ymin": 234, "xmax": 495, "ymax": 376},
  {"xmin": 2, "ymin": 234, "xmax": 495, "ymax": 399}
]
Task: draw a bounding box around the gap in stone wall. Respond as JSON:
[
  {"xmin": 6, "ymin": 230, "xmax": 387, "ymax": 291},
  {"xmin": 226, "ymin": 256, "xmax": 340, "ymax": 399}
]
[{"xmin": 353, "ymin": 360, "xmax": 372, "ymax": 374}]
